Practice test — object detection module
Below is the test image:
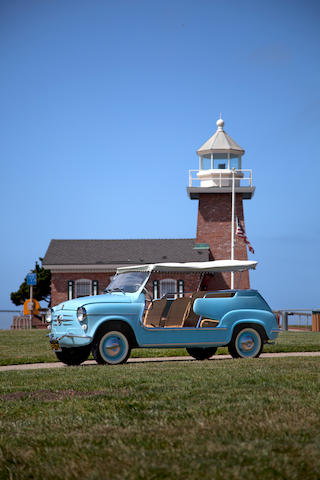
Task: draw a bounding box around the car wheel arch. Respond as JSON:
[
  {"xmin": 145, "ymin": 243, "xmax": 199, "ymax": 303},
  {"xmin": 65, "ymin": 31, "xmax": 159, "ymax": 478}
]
[
  {"xmin": 93, "ymin": 319, "xmax": 138, "ymax": 348},
  {"xmin": 231, "ymin": 321, "xmax": 268, "ymax": 342}
]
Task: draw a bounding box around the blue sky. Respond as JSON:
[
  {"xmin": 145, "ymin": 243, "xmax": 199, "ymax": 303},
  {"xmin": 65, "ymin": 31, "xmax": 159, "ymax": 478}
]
[{"xmin": 0, "ymin": 0, "xmax": 319, "ymax": 327}]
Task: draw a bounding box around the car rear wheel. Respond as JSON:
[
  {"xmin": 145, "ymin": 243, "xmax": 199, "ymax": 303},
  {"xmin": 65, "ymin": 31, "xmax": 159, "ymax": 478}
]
[
  {"xmin": 228, "ymin": 326, "xmax": 263, "ymax": 359},
  {"xmin": 55, "ymin": 345, "xmax": 91, "ymax": 366},
  {"xmin": 92, "ymin": 325, "xmax": 131, "ymax": 365},
  {"xmin": 186, "ymin": 347, "xmax": 217, "ymax": 360}
]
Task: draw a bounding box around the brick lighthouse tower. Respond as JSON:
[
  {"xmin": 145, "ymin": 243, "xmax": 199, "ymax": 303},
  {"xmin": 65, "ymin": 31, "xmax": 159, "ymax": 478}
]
[{"xmin": 187, "ymin": 117, "xmax": 255, "ymax": 290}]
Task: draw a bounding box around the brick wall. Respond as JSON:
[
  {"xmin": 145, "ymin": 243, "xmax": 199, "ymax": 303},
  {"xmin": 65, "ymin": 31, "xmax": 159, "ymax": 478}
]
[
  {"xmin": 51, "ymin": 271, "xmax": 202, "ymax": 307},
  {"xmin": 51, "ymin": 272, "xmax": 114, "ymax": 307},
  {"xmin": 196, "ymin": 193, "xmax": 250, "ymax": 289},
  {"xmin": 145, "ymin": 272, "xmax": 202, "ymax": 296}
]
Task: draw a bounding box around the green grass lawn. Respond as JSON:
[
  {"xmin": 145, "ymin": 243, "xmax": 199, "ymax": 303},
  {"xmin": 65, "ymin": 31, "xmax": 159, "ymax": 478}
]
[
  {"xmin": 0, "ymin": 358, "xmax": 319, "ymax": 479},
  {"xmin": 0, "ymin": 329, "xmax": 319, "ymax": 366}
]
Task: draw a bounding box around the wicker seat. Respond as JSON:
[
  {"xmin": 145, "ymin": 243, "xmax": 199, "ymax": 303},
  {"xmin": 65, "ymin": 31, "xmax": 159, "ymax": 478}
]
[
  {"xmin": 163, "ymin": 297, "xmax": 191, "ymax": 328},
  {"xmin": 182, "ymin": 291, "xmax": 207, "ymax": 327},
  {"xmin": 144, "ymin": 299, "xmax": 167, "ymax": 327}
]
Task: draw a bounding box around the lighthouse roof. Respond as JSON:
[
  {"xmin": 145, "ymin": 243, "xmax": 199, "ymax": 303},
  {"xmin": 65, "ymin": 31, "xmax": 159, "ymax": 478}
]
[{"xmin": 197, "ymin": 117, "xmax": 245, "ymax": 156}]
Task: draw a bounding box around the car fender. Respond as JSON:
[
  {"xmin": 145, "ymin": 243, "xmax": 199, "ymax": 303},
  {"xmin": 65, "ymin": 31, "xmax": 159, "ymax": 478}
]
[
  {"xmin": 219, "ymin": 309, "xmax": 277, "ymax": 342},
  {"xmin": 89, "ymin": 315, "xmax": 138, "ymax": 347}
]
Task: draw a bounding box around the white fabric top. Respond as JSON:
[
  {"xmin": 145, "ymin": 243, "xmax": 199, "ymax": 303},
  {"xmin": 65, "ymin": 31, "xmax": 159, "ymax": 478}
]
[{"xmin": 116, "ymin": 260, "xmax": 257, "ymax": 274}]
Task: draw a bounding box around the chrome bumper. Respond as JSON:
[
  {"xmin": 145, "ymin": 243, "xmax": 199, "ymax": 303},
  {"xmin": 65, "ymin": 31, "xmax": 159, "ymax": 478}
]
[
  {"xmin": 48, "ymin": 333, "xmax": 93, "ymax": 347},
  {"xmin": 56, "ymin": 333, "xmax": 93, "ymax": 341}
]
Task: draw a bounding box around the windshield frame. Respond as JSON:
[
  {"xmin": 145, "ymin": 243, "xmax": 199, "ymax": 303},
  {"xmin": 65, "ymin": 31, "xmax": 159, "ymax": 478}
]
[{"xmin": 104, "ymin": 271, "xmax": 150, "ymax": 295}]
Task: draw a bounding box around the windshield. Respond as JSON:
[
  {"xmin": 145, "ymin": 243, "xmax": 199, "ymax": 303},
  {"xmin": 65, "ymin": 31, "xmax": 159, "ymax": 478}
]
[{"xmin": 104, "ymin": 272, "xmax": 149, "ymax": 294}]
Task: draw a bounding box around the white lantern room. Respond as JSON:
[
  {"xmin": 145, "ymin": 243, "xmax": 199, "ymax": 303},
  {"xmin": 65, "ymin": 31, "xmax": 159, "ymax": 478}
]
[
  {"xmin": 187, "ymin": 117, "xmax": 255, "ymax": 200},
  {"xmin": 196, "ymin": 117, "xmax": 244, "ymax": 187}
]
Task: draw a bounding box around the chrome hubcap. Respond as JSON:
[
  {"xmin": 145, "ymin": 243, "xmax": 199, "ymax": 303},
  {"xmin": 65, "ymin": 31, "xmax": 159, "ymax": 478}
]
[
  {"xmin": 105, "ymin": 337, "xmax": 121, "ymax": 357},
  {"xmin": 239, "ymin": 334, "xmax": 255, "ymax": 352}
]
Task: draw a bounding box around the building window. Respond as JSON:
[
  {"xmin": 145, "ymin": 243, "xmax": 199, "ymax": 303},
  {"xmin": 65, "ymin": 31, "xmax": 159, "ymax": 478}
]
[
  {"xmin": 160, "ymin": 279, "xmax": 177, "ymax": 299},
  {"xmin": 213, "ymin": 157, "xmax": 228, "ymax": 169},
  {"xmin": 201, "ymin": 157, "xmax": 211, "ymax": 170},
  {"xmin": 230, "ymin": 156, "xmax": 240, "ymax": 169},
  {"xmin": 75, "ymin": 279, "xmax": 92, "ymax": 298}
]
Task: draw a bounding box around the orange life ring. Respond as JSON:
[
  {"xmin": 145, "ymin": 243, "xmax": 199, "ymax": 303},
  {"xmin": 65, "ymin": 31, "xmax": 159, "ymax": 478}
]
[{"xmin": 23, "ymin": 298, "xmax": 40, "ymax": 315}]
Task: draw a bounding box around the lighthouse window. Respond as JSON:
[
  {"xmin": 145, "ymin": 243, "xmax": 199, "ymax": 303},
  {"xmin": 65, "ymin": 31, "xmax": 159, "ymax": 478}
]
[
  {"xmin": 230, "ymin": 157, "xmax": 240, "ymax": 169},
  {"xmin": 201, "ymin": 157, "xmax": 211, "ymax": 170},
  {"xmin": 214, "ymin": 158, "xmax": 228, "ymax": 169}
]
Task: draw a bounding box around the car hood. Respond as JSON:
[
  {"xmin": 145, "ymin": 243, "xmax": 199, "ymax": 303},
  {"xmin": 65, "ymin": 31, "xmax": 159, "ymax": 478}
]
[{"xmin": 53, "ymin": 293, "xmax": 133, "ymax": 311}]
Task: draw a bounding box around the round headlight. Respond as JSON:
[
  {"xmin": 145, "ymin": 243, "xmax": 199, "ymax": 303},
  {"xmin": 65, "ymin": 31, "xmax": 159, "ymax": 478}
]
[
  {"xmin": 77, "ymin": 306, "xmax": 87, "ymax": 322},
  {"xmin": 46, "ymin": 309, "xmax": 52, "ymax": 323}
]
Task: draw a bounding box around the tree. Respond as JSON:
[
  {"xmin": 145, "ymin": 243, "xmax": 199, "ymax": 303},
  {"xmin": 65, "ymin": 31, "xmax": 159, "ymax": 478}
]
[{"xmin": 11, "ymin": 258, "xmax": 51, "ymax": 306}]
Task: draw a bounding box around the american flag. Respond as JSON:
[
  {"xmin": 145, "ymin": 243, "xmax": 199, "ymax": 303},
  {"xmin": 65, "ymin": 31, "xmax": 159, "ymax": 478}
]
[{"xmin": 236, "ymin": 217, "xmax": 255, "ymax": 254}]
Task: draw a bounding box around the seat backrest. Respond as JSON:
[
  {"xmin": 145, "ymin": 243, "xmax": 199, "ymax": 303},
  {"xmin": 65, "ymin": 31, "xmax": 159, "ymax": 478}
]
[
  {"xmin": 163, "ymin": 297, "xmax": 191, "ymax": 328},
  {"xmin": 182, "ymin": 291, "xmax": 207, "ymax": 327},
  {"xmin": 144, "ymin": 298, "xmax": 167, "ymax": 327}
]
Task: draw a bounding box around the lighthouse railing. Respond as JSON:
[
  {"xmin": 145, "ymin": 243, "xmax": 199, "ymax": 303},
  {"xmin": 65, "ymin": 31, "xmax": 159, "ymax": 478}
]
[{"xmin": 188, "ymin": 169, "xmax": 253, "ymax": 188}]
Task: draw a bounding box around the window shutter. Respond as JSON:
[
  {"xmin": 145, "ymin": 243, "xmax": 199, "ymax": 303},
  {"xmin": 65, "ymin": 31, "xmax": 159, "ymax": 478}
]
[
  {"xmin": 178, "ymin": 280, "xmax": 184, "ymax": 298},
  {"xmin": 153, "ymin": 280, "xmax": 159, "ymax": 299},
  {"xmin": 92, "ymin": 280, "xmax": 99, "ymax": 296},
  {"xmin": 68, "ymin": 280, "xmax": 74, "ymax": 300}
]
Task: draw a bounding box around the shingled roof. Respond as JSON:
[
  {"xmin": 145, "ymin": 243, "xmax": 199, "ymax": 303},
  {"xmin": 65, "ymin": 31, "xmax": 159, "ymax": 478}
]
[{"xmin": 43, "ymin": 239, "xmax": 209, "ymax": 271}]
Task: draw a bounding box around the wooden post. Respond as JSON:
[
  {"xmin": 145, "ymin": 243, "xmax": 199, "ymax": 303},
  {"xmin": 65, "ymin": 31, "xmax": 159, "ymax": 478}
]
[{"xmin": 312, "ymin": 311, "xmax": 320, "ymax": 332}]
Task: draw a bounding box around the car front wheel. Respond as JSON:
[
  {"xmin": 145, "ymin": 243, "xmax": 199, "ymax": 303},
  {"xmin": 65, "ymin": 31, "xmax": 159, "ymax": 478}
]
[
  {"xmin": 55, "ymin": 345, "xmax": 91, "ymax": 366},
  {"xmin": 228, "ymin": 326, "xmax": 263, "ymax": 359},
  {"xmin": 186, "ymin": 347, "xmax": 217, "ymax": 360},
  {"xmin": 92, "ymin": 325, "xmax": 131, "ymax": 365}
]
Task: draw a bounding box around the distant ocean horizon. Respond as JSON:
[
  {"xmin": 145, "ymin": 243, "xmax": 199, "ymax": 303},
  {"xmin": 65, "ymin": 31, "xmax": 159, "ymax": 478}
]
[{"xmin": 0, "ymin": 311, "xmax": 23, "ymax": 330}]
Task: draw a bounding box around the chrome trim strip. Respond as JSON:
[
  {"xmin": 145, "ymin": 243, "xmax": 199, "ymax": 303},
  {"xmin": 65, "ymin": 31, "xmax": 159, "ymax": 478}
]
[
  {"xmin": 57, "ymin": 334, "xmax": 93, "ymax": 341},
  {"xmin": 88, "ymin": 313, "xmax": 137, "ymax": 317},
  {"xmin": 141, "ymin": 324, "xmax": 228, "ymax": 331},
  {"xmin": 141, "ymin": 341, "xmax": 226, "ymax": 347},
  {"xmin": 53, "ymin": 322, "xmax": 73, "ymax": 325}
]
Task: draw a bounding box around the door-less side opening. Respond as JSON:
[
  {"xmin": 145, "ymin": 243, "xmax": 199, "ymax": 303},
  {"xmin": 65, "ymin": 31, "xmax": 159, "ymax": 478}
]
[{"xmin": 143, "ymin": 291, "xmax": 236, "ymax": 329}]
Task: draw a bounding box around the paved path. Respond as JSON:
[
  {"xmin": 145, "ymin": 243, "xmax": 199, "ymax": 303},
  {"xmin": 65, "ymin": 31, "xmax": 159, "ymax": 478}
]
[{"xmin": 0, "ymin": 351, "xmax": 319, "ymax": 372}]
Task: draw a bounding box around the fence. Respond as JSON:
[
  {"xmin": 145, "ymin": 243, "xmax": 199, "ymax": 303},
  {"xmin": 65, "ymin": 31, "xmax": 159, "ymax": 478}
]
[
  {"xmin": 188, "ymin": 168, "xmax": 253, "ymax": 188},
  {"xmin": 11, "ymin": 315, "xmax": 32, "ymax": 329},
  {"xmin": 274, "ymin": 310, "xmax": 313, "ymax": 330},
  {"xmin": 0, "ymin": 308, "xmax": 317, "ymax": 331},
  {"xmin": 0, "ymin": 309, "xmax": 48, "ymax": 330}
]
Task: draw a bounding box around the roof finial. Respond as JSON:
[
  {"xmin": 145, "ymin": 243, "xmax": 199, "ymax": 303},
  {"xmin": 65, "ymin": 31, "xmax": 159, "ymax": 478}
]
[{"xmin": 216, "ymin": 114, "xmax": 224, "ymax": 131}]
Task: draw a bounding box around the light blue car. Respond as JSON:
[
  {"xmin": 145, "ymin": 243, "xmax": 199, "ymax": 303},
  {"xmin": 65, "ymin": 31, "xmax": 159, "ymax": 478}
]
[{"xmin": 47, "ymin": 260, "xmax": 279, "ymax": 365}]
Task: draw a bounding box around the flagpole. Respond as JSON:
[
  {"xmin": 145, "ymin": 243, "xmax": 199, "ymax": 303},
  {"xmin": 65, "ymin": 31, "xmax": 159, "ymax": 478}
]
[{"xmin": 231, "ymin": 168, "xmax": 235, "ymax": 289}]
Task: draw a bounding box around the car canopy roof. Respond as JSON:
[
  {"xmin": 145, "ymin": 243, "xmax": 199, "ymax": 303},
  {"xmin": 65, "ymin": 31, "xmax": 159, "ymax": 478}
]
[{"xmin": 116, "ymin": 259, "xmax": 257, "ymax": 274}]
